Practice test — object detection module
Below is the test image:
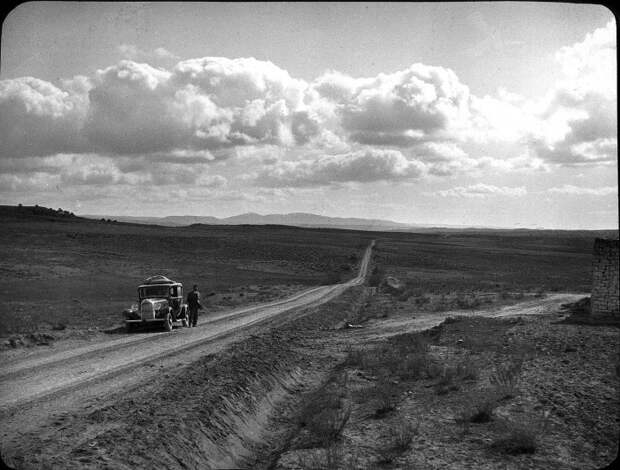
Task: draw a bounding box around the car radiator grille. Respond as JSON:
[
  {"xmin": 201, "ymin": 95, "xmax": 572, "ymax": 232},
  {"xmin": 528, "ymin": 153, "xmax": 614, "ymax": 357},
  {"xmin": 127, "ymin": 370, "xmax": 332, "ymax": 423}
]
[{"xmin": 140, "ymin": 301, "xmax": 155, "ymax": 320}]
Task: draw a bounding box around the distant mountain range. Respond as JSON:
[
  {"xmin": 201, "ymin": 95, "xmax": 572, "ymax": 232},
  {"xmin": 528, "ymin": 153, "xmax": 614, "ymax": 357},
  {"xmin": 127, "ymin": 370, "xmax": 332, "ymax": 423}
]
[
  {"xmin": 2, "ymin": 205, "xmax": 617, "ymax": 233},
  {"xmin": 82, "ymin": 212, "xmax": 420, "ymax": 231}
]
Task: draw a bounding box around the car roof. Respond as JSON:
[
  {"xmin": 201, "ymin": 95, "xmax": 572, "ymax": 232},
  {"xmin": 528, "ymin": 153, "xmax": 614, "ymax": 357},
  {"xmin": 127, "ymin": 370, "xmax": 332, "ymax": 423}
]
[{"xmin": 139, "ymin": 275, "xmax": 182, "ymax": 287}]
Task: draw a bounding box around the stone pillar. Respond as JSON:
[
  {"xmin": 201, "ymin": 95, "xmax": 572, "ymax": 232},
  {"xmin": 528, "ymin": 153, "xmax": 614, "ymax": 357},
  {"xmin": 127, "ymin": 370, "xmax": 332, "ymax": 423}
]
[{"xmin": 591, "ymin": 238, "xmax": 619, "ymax": 316}]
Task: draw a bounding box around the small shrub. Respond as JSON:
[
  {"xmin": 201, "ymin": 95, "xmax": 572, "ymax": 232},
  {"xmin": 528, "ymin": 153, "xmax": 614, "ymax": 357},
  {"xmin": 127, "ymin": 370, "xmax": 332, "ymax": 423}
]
[
  {"xmin": 489, "ymin": 358, "xmax": 523, "ymax": 399},
  {"xmin": 435, "ymin": 366, "xmax": 460, "ymax": 395},
  {"xmin": 491, "ymin": 425, "xmax": 537, "ymax": 454},
  {"xmin": 456, "ymin": 389, "xmax": 500, "ymax": 424},
  {"xmin": 434, "ymin": 355, "xmax": 479, "ymax": 394},
  {"xmin": 491, "ymin": 412, "xmax": 550, "ymax": 455},
  {"xmin": 377, "ymin": 417, "xmax": 419, "ymax": 463},
  {"xmin": 297, "ymin": 444, "xmax": 362, "ymax": 470},
  {"xmin": 468, "ymin": 399, "xmax": 496, "ymax": 423},
  {"xmin": 392, "ymin": 417, "xmax": 419, "ymax": 451},
  {"xmin": 359, "ymin": 333, "xmax": 431, "ymax": 381},
  {"xmin": 369, "ymin": 379, "xmax": 399, "ymax": 418},
  {"xmin": 299, "ymin": 373, "xmax": 351, "ymax": 446}
]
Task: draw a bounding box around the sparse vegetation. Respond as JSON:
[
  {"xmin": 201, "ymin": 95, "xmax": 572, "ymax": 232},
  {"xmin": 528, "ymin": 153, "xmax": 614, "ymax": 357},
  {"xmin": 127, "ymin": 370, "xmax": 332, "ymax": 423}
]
[
  {"xmin": 391, "ymin": 417, "xmax": 420, "ymax": 451},
  {"xmin": 3, "ymin": 204, "xmax": 618, "ymax": 469},
  {"xmin": 435, "ymin": 365, "xmax": 461, "ymax": 395},
  {"xmin": 489, "ymin": 357, "xmax": 524, "ymax": 399},
  {"xmin": 295, "ymin": 444, "xmax": 361, "ymax": 470},
  {"xmin": 368, "ymin": 265, "xmax": 384, "ymax": 287},
  {"xmin": 0, "ymin": 209, "xmax": 372, "ymax": 335},
  {"xmin": 298, "ymin": 371, "xmax": 351, "ymax": 447},
  {"xmin": 358, "ymin": 333, "xmax": 432, "ymax": 381},
  {"xmin": 456, "ymin": 389, "xmax": 501, "ymax": 424},
  {"xmin": 367, "ymin": 378, "xmax": 400, "ymax": 418},
  {"xmin": 375, "ymin": 417, "xmax": 419, "ymax": 464},
  {"xmin": 491, "ymin": 412, "xmax": 551, "ymax": 455}
]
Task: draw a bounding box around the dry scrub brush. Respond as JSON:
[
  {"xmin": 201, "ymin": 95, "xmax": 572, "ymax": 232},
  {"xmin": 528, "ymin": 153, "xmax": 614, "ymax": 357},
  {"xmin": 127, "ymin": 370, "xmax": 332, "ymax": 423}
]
[
  {"xmin": 491, "ymin": 411, "xmax": 551, "ymax": 455},
  {"xmin": 434, "ymin": 355, "xmax": 480, "ymax": 395},
  {"xmin": 345, "ymin": 333, "xmax": 432, "ymax": 382},
  {"xmin": 376, "ymin": 416, "xmax": 420, "ymax": 464},
  {"xmin": 455, "ymin": 388, "xmax": 503, "ymax": 425},
  {"xmin": 298, "ymin": 371, "xmax": 351, "ymax": 447},
  {"xmin": 296, "ymin": 444, "xmax": 363, "ymax": 470},
  {"xmin": 489, "ymin": 357, "xmax": 524, "ymax": 399}
]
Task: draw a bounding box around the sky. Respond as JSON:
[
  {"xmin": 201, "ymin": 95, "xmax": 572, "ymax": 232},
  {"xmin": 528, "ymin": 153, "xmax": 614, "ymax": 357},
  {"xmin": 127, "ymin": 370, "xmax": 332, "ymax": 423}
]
[{"xmin": 0, "ymin": 2, "xmax": 617, "ymax": 228}]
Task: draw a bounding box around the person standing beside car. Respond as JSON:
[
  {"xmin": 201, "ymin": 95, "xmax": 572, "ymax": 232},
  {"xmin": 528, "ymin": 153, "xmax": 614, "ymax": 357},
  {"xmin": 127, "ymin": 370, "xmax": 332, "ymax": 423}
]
[{"xmin": 187, "ymin": 284, "xmax": 203, "ymax": 327}]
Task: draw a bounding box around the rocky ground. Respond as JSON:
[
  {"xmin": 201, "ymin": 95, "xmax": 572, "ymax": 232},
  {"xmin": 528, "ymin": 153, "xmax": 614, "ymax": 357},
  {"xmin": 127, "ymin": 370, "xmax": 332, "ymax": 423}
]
[{"xmin": 6, "ymin": 286, "xmax": 617, "ymax": 470}]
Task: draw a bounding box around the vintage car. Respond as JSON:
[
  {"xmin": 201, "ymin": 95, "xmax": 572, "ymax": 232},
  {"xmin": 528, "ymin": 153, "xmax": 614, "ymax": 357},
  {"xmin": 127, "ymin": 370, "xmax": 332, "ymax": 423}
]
[{"xmin": 123, "ymin": 275, "xmax": 190, "ymax": 332}]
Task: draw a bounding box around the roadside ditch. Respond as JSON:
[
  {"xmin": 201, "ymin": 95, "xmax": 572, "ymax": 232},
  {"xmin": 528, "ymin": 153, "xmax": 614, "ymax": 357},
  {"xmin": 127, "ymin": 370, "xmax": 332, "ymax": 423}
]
[
  {"xmin": 4, "ymin": 285, "xmax": 370, "ymax": 469},
  {"xmin": 6, "ymin": 285, "xmax": 617, "ymax": 470}
]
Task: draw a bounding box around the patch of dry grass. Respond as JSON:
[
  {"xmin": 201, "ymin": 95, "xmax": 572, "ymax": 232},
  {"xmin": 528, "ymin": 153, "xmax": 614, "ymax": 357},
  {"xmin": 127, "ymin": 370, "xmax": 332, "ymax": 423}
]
[
  {"xmin": 489, "ymin": 357, "xmax": 524, "ymax": 399},
  {"xmin": 491, "ymin": 412, "xmax": 551, "ymax": 455},
  {"xmin": 455, "ymin": 388, "xmax": 502, "ymax": 424},
  {"xmin": 298, "ymin": 371, "xmax": 351, "ymax": 447},
  {"xmin": 295, "ymin": 444, "xmax": 362, "ymax": 470},
  {"xmin": 346, "ymin": 332, "xmax": 433, "ymax": 382},
  {"xmin": 434, "ymin": 354, "xmax": 480, "ymax": 395},
  {"xmin": 376, "ymin": 416, "xmax": 419, "ymax": 464}
]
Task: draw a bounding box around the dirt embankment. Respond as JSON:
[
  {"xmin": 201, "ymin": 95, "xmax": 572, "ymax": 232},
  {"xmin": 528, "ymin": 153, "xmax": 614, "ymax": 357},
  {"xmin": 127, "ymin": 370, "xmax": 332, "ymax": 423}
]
[
  {"xmin": 4, "ymin": 285, "xmax": 617, "ymax": 469},
  {"xmin": 268, "ymin": 297, "xmax": 619, "ymax": 470},
  {"xmin": 3, "ymin": 285, "xmax": 370, "ymax": 469}
]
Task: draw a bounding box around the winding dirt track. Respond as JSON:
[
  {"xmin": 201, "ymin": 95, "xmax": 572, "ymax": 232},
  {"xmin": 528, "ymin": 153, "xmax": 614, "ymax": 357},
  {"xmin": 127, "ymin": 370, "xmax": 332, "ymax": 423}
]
[{"xmin": 0, "ymin": 241, "xmax": 374, "ymax": 421}]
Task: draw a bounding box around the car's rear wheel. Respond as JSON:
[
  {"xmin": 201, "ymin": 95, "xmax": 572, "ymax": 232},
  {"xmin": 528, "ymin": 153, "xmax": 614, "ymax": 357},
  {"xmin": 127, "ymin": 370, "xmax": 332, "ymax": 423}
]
[
  {"xmin": 181, "ymin": 307, "xmax": 189, "ymax": 327},
  {"xmin": 126, "ymin": 322, "xmax": 136, "ymax": 333},
  {"xmin": 163, "ymin": 312, "xmax": 173, "ymax": 332}
]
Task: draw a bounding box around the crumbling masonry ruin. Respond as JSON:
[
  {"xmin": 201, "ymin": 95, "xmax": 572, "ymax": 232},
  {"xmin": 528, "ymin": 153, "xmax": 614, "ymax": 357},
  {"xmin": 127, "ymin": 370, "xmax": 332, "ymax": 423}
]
[{"xmin": 591, "ymin": 238, "xmax": 619, "ymax": 316}]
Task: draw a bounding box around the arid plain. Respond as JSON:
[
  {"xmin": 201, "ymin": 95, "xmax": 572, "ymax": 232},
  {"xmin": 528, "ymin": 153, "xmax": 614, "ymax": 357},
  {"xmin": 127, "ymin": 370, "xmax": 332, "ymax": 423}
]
[{"xmin": 0, "ymin": 206, "xmax": 617, "ymax": 469}]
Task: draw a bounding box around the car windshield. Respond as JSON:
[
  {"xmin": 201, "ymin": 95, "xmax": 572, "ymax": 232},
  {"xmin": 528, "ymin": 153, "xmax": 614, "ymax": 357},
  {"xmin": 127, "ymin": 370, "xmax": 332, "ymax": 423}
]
[{"xmin": 139, "ymin": 285, "xmax": 170, "ymax": 299}]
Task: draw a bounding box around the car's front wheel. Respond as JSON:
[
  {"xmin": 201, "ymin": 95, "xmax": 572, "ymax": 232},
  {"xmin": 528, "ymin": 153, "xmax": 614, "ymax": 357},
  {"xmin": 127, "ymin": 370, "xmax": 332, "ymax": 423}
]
[{"xmin": 163, "ymin": 311, "xmax": 173, "ymax": 332}]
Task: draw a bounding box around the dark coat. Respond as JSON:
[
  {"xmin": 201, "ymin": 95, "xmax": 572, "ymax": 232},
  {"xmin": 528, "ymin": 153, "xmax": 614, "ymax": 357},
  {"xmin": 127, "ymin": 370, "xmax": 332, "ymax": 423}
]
[{"xmin": 187, "ymin": 290, "xmax": 203, "ymax": 310}]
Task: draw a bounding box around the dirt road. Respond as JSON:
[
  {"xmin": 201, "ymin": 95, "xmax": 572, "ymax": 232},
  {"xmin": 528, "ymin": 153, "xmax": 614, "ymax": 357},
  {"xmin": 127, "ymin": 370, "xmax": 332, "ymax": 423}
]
[
  {"xmin": 359, "ymin": 293, "xmax": 587, "ymax": 342},
  {"xmin": 0, "ymin": 242, "xmax": 374, "ymax": 433}
]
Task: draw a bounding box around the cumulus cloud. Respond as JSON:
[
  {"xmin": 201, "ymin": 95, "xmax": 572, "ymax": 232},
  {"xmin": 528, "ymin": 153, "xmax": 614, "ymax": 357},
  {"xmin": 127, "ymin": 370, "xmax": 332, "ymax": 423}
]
[
  {"xmin": 0, "ymin": 57, "xmax": 322, "ymax": 161},
  {"xmin": 0, "ymin": 171, "xmax": 60, "ymax": 192},
  {"xmin": 436, "ymin": 183, "xmax": 527, "ymax": 198},
  {"xmin": 84, "ymin": 61, "xmax": 185, "ymax": 155},
  {"xmin": 0, "ymin": 77, "xmax": 89, "ymax": 158},
  {"xmin": 313, "ymin": 64, "xmax": 472, "ymax": 146},
  {"xmin": 547, "ymin": 184, "xmax": 617, "ymax": 196},
  {"xmin": 528, "ymin": 20, "xmax": 617, "ymax": 165},
  {"xmin": 0, "ymin": 20, "xmax": 616, "ymax": 200},
  {"xmin": 255, "ymin": 148, "xmax": 426, "ymax": 187}
]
